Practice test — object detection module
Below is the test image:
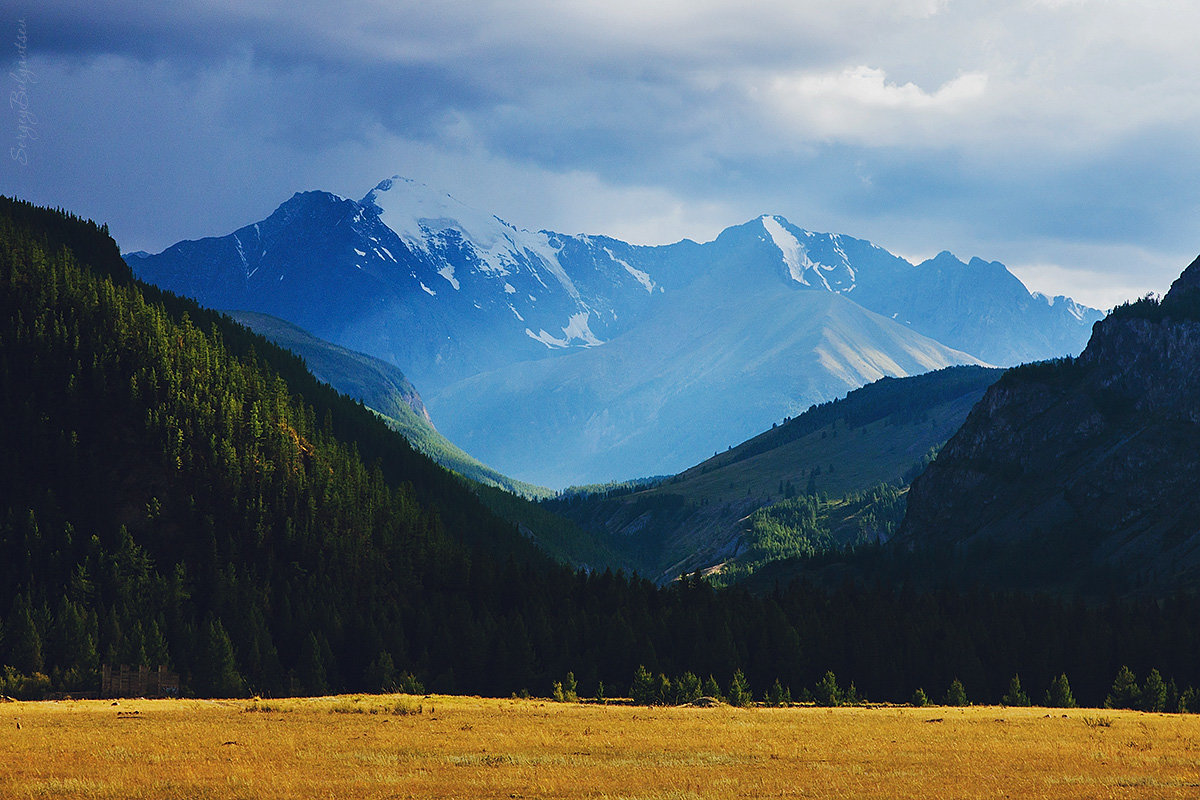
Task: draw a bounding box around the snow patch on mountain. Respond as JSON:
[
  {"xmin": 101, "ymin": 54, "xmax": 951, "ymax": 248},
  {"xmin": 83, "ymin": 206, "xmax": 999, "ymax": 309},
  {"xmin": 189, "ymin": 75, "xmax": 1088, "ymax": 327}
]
[
  {"xmin": 523, "ymin": 311, "xmax": 604, "ymax": 349},
  {"xmin": 526, "ymin": 328, "xmax": 568, "ymax": 348},
  {"xmin": 761, "ymin": 215, "xmax": 809, "ymax": 285},
  {"xmin": 563, "ymin": 311, "xmax": 603, "ymax": 346},
  {"xmin": 364, "ymin": 176, "xmax": 506, "ymax": 248},
  {"xmin": 604, "ymin": 246, "xmax": 657, "ymax": 294},
  {"xmin": 438, "ymin": 265, "xmax": 460, "ymax": 290}
]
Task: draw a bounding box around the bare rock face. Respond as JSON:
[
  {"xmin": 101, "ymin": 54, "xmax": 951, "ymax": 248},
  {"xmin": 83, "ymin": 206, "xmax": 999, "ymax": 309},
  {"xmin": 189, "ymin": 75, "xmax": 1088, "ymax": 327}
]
[{"xmin": 896, "ymin": 255, "xmax": 1200, "ymax": 596}]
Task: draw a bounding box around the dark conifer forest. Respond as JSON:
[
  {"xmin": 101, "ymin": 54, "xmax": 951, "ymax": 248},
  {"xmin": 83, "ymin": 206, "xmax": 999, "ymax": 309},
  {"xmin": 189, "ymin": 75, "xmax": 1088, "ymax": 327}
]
[{"xmin": 4, "ymin": 197, "xmax": 1200, "ymax": 709}]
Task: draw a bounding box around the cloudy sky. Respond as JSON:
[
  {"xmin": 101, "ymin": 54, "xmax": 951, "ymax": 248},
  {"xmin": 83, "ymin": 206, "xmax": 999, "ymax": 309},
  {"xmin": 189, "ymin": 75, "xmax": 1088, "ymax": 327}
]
[{"xmin": 3, "ymin": 0, "xmax": 1199, "ymax": 308}]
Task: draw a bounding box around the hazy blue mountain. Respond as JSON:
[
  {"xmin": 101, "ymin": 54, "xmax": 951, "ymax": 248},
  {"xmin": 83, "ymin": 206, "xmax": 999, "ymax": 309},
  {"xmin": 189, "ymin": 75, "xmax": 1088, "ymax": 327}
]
[
  {"xmin": 130, "ymin": 178, "xmax": 1101, "ymax": 486},
  {"xmin": 225, "ymin": 311, "xmax": 551, "ymax": 498},
  {"xmin": 431, "ymin": 269, "xmax": 984, "ymax": 487}
]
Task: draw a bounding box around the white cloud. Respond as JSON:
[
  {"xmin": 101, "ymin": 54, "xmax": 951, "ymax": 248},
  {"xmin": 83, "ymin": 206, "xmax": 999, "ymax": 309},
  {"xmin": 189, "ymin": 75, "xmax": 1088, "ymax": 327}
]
[
  {"xmin": 763, "ymin": 66, "xmax": 987, "ymax": 144},
  {"xmin": 785, "ymin": 66, "xmax": 987, "ymax": 110}
]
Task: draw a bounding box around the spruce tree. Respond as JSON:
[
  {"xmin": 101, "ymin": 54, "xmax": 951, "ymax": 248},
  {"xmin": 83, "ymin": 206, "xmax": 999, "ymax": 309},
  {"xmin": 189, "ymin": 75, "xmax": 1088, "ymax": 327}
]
[
  {"xmin": 1001, "ymin": 674, "xmax": 1030, "ymax": 706},
  {"xmin": 630, "ymin": 664, "xmax": 655, "ymax": 705},
  {"xmin": 945, "ymin": 678, "xmax": 968, "ymax": 706},
  {"xmin": 1140, "ymin": 669, "xmax": 1167, "ymax": 713},
  {"xmin": 727, "ymin": 669, "xmax": 752, "ymax": 707},
  {"xmin": 5, "ymin": 594, "xmax": 44, "ymax": 675},
  {"xmin": 297, "ymin": 632, "xmax": 328, "ymax": 697},
  {"xmin": 677, "ymin": 672, "xmax": 702, "ymax": 703},
  {"xmin": 197, "ymin": 617, "xmax": 244, "ymax": 697},
  {"xmin": 1044, "ymin": 673, "xmax": 1076, "ymax": 708},
  {"xmin": 1105, "ymin": 665, "xmax": 1139, "ymax": 709},
  {"xmin": 814, "ymin": 670, "xmax": 841, "ymax": 707},
  {"xmin": 365, "ymin": 651, "xmax": 397, "ymax": 692}
]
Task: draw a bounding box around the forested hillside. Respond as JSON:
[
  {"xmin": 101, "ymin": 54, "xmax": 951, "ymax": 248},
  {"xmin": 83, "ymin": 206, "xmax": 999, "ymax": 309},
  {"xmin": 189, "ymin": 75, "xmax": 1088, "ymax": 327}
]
[{"xmin": 4, "ymin": 198, "xmax": 1200, "ymax": 711}]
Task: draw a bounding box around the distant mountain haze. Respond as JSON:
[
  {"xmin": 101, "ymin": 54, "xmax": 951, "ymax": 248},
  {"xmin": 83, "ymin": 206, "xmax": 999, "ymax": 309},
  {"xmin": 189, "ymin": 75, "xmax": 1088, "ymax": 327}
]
[{"xmin": 129, "ymin": 177, "xmax": 1102, "ymax": 486}]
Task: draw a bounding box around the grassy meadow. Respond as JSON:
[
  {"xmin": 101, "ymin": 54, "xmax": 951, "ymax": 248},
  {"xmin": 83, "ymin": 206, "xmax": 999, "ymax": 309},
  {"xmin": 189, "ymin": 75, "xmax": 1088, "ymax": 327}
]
[{"xmin": 4, "ymin": 694, "xmax": 1200, "ymax": 799}]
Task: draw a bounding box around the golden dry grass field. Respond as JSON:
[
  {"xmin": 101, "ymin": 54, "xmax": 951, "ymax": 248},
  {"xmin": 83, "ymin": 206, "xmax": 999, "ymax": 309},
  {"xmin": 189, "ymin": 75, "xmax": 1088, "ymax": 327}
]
[{"xmin": 3, "ymin": 694, "xmax": 1200, "ymax": 799}]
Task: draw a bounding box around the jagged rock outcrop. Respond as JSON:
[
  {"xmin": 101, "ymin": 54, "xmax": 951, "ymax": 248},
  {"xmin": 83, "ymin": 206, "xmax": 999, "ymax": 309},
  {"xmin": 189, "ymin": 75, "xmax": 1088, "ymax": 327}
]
[{"xmin": 896, "ymin": 255, "xmax": 1200, "ymax": 595}]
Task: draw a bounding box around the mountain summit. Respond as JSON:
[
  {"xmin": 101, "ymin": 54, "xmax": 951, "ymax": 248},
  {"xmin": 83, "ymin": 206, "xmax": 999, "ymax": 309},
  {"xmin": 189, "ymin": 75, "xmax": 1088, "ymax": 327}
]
[{"xmin": 129, "ymin": 178, "xmax": 1102, "ymax": 486}]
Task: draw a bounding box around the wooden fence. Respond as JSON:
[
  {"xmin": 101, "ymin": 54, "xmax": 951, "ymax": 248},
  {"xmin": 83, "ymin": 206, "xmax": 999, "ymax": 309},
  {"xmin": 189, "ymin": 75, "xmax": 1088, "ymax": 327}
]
[{"xmin": 100, "ymin": 664, "xmax": 180, "ymax": 698}]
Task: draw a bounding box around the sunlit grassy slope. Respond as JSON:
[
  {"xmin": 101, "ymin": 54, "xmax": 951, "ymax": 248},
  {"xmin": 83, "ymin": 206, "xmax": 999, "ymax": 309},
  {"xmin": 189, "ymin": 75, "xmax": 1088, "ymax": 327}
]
[
  {"xmin": 4, "ymin": 695, "xmax": 1199, "ymax": 799},
  {"xmin": 549, "ymin": 366, "xmax": 1003, "ymax": 581},
  {"xmin": 665, "ymin": 365, "xmax": 1002, "ymax": 505}
]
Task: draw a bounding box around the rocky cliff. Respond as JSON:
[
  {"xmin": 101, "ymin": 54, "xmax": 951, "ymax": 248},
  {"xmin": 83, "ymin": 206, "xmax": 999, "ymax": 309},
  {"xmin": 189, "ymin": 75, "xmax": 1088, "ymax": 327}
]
[{"xmin": 896, "ymin": 255, "xmax": 1200, "ymax": 595}]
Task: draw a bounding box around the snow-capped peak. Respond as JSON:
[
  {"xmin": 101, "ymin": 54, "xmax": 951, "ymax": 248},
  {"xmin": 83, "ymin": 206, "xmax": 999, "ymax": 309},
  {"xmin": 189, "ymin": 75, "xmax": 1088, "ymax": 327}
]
[
  {"xmin": 362, "ymin": 176, "xmax": 512, "ymax": 248},
  {"xmin": 361, "ymin": 175, "xmax": 583, "ymax": 299}
]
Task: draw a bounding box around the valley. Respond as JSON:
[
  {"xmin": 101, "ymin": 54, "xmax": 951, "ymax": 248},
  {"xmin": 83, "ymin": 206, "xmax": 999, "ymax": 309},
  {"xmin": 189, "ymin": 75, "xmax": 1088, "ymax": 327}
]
[{"xmin": 7, "ymin": 196, "xmax": 1200, "ymax": 727}]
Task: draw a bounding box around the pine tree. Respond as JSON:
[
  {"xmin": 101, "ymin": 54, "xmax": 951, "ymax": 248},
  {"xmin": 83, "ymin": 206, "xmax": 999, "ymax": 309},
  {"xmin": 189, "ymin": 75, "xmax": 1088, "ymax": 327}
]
[
  {"xmin": 702, "ymin": 674, "xmax": 722, "ymax": 701},
  {"xmin": 197, "ymin": 617, "xmax": 244, "ymax": 697},
  {"xmin": 1044, "ymin": 673, "xmax": 1076, "ymax": 708},
  {"xmin": 630, "ymin": 664, "xmax": 655, "ymax": 705},
  {"xmin": 1140, "ymin": 669, "xmax": 1167, "ymax": 713},
  {"xmin": 1001, "ymin": 673, "xmax": 1030, "ymax": 706},
  {"xmin": 653, "ymin": 672, "xmax": 671, "ymax": 705},
  {"xmin": 945, "ymin": 678, "xmax": 968, "ymax": 706},
  {"xmin": 814, "ymin": 670, "xmax": 841, "ymax": 707},
  {"xmin": 912, "ymin": 687, "xmax": 929, "ymax": 707},
  {"xmin": 766, "ymin": 678, "xmax": 789, "ymax": 707},
  {"xmin": 1105, "ymin": 665, "xmax": 1139, "ymax": 709},
  {"xmin": 727, "ymin": 669, "xmax": 752, "ymax": 708}
]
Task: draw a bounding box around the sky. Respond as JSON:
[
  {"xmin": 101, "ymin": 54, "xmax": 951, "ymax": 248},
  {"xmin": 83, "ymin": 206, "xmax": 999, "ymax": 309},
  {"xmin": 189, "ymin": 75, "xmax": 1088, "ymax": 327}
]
[{"xmin": 3, "ymin": 0, "xmax": 1200, "ymax": 310}]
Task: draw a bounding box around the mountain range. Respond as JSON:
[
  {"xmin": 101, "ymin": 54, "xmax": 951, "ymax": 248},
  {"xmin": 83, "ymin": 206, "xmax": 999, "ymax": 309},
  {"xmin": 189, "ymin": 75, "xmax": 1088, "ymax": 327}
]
[
  {"xmin": 9, "ymin": 196, "xmax": 1200, "ymax": 708},
  {"xmin": 129, "ymin": 177, "xmax": 1102, "ymax": 486}
]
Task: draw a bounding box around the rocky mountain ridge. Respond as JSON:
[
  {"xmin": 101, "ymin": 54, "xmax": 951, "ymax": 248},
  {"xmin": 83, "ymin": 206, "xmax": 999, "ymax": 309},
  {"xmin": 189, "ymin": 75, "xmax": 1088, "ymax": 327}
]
[{"xmin": 896, "ymin": 255, "xmax": 1200, "ymax": 595}]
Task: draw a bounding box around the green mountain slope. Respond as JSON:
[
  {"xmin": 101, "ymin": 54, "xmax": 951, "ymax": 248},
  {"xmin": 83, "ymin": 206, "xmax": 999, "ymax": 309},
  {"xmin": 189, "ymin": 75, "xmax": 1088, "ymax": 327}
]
[
  {"xmin": 226, "ymin": 310, "xmax": 552, "ymax": 499},
  {"xmin": 547, "ymin": 365, "xmax": 1003, "ymax": 583}
]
